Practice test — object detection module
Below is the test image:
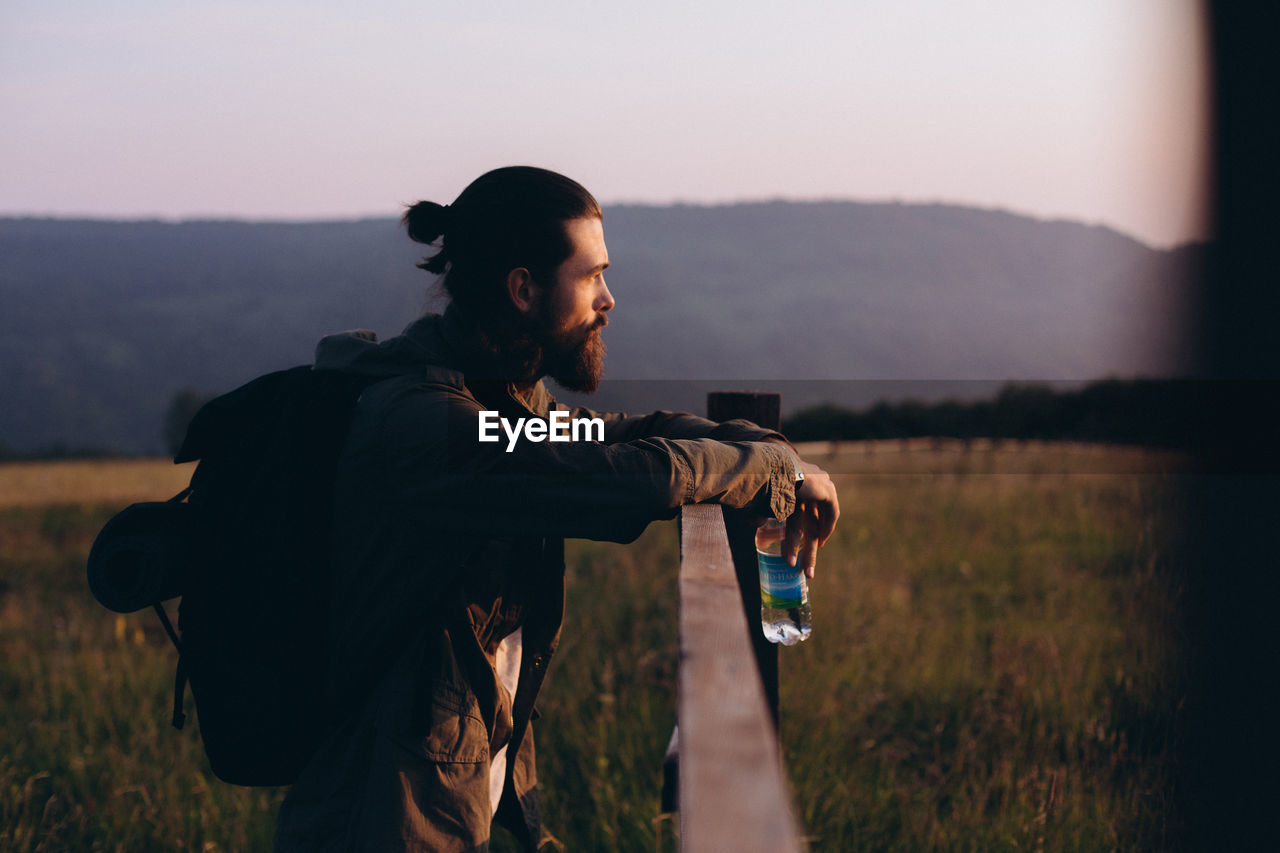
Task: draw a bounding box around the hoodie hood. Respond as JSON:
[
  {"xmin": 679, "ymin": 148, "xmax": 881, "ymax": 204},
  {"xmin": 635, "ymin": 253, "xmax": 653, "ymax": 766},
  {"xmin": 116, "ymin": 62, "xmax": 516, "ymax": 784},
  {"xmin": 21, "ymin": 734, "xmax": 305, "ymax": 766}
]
[
  {"xmin": 313, "ymin": 305, "xmax": 555, "ymax": 416},
  {"xmin": 314, "ymin": 310, "xmax": 462, "ymax": 377}
]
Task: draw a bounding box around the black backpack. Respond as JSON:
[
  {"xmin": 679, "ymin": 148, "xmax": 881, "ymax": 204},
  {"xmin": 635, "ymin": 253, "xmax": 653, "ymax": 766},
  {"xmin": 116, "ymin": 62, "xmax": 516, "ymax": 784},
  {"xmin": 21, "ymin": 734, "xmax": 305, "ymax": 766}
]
[{"xmin": 88, "ymin": 365, "xmax": 382, "ymax": 786}]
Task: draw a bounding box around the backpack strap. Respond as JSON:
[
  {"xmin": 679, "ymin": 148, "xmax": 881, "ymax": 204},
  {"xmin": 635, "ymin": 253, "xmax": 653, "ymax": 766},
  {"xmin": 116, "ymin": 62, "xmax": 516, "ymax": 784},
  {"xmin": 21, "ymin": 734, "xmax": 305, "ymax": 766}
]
[
  {"xmin": 151, "ymin": 601, "xmax": 187, "ymax": 729},
  {"xmin": 157, "ymin": 486, "xmax": 192, "ymax": 730},
  {"xmin": 153, "ymin": 601, "xmax": 182, "ymax": 651},
  {"xmin": 150, "ymin": 485, "xmax": 185, "ymax": 651},
  {"xmin": 171, "ymin": 657, "xmax": 188, "ymax": 731}
]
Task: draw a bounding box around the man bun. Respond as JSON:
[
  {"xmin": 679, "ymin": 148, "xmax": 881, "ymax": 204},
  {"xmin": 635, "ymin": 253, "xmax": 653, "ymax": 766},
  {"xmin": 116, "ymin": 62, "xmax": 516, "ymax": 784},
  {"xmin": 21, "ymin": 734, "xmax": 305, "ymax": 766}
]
[
  {"xmin": 402, "ymin": 201, "xmax": 449, "ymax": 244},
  {"xmin": 401, "ymin": 201, "xmax": 451, "ymax": 274}
]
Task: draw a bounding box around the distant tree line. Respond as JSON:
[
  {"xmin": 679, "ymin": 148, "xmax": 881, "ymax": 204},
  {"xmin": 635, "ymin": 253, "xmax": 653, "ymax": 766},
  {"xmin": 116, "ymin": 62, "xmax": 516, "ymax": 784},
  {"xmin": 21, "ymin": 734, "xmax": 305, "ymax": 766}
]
[
  {"xmin": 4, "ymin": 378, "xmax": 1266, "ymax": 461},
  {"xmin": 781, "ymin": 379, "xmax": 1243, "ymax": 450},
  {"xmin": 0, "ymin": 388, "xmax": 216, "ymax": 462},
  {"xmin": 0, "ymin": 440, "xmax": 125, "ymax": 462}
]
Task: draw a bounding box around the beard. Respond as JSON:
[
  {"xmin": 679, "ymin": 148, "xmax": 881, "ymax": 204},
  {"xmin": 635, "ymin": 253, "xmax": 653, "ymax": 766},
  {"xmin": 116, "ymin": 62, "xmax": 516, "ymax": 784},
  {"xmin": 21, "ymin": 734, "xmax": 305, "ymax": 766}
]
[
  {"xmin": 540, "ymin": 322, "xmax": 605, "ymax": 393},
  {"xmin": 469, "ymin": 302, "xmax": 606, "ymax": 392},
  {"xmin": 479, "ymin": 290, "xmax": 606, "ymax": 392}
]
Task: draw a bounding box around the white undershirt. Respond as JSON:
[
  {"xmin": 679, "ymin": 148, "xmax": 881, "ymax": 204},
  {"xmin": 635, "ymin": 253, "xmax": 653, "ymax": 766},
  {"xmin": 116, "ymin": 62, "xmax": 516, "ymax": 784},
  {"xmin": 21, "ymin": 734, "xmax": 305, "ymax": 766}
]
[{"xmin": 489, "ymin": 627, "xmax": 523, "ymax": 817}]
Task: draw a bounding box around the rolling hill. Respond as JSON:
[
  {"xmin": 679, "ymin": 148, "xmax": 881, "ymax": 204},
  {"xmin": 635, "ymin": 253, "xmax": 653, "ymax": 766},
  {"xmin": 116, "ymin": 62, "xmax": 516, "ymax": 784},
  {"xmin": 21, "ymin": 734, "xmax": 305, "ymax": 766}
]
[{"xmin": 0, "ymin": 202, "xmax": 1201, "ymax": 453}]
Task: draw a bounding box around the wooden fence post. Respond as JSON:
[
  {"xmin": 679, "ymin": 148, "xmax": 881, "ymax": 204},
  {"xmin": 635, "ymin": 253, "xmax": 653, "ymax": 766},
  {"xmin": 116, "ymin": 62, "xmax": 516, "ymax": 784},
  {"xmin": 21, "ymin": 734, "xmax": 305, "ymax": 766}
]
[
  {"xmin": 707, "ymin": 391, "xmax": 782, "ymax": 728},
  {"xmin": 661, "ymin": 390, "xmax": 790, "ymax": 822}
]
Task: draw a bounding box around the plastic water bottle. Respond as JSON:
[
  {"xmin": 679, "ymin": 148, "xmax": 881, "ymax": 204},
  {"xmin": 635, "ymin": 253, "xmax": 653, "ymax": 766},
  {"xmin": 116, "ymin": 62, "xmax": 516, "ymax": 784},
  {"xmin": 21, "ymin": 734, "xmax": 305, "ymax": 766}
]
[{"xmin": 755, "ymin": 519, "xmax": 812, "ymax": 645}]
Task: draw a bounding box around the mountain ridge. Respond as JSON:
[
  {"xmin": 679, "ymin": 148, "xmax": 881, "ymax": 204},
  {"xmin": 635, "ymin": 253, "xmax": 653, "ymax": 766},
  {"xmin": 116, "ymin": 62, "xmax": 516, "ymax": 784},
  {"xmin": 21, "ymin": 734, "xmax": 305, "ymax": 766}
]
[{"xmin": 1, "ymin": 200, "xmax": 1200, "ymax": 453}]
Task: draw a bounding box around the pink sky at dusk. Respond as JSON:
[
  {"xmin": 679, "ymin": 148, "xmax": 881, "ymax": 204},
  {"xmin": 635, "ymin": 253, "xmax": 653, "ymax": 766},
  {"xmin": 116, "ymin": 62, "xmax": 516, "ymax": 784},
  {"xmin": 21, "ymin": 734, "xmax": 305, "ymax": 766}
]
[{"xmin": 1, "ymin": 0, "xmax": 1209, "ymax": 248}]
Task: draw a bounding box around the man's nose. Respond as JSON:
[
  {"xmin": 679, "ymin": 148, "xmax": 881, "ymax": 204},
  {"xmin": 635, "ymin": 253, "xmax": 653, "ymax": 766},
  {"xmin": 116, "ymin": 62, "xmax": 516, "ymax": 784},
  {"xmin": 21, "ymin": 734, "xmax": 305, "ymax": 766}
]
[{"xmin": 597, "ymin": 279, "xmax": 615, "ymax": 313}]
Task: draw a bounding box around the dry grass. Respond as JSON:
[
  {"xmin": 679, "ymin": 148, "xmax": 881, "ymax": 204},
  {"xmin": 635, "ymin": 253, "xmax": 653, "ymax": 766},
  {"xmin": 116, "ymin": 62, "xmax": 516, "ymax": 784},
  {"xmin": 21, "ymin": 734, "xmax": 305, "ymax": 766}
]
[
  {"xmin": 0, "ymin": 444, "xmax": 1188, "ymax": 851},
  {"xmin": 794, "ymin": 438, "xmax": 1190, "ymax": 476},
  {"xmin": 0, "ymin": 459, "xmax": 196, "ymax": 508},
  {"xmin": 542, "ymin": 442, "xmax": 1187, "ymax": 851}
]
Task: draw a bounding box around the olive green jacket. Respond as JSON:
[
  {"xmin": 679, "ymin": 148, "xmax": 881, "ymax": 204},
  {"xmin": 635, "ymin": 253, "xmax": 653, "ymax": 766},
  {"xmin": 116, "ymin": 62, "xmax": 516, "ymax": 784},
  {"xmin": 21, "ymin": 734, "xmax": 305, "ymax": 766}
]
[{"xmin": 273, "ymin": 307, "xmax": 797, "ymax": 852}]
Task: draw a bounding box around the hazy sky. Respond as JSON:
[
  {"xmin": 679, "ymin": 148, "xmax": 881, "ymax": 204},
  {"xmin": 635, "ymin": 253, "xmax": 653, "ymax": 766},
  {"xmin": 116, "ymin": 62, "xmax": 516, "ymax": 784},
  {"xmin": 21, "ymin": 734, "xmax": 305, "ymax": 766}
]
[{"xmin": 2, "ymin": 0, "xmax": 1209, "ymax": 247}]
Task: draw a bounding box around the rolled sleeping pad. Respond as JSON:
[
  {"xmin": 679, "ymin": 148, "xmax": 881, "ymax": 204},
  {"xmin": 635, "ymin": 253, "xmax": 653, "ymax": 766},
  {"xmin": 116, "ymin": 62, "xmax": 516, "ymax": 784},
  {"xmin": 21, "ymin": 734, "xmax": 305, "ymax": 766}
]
[{"xmin": 87, "ymin": 501, "xmax": 192, "ymax": 613}]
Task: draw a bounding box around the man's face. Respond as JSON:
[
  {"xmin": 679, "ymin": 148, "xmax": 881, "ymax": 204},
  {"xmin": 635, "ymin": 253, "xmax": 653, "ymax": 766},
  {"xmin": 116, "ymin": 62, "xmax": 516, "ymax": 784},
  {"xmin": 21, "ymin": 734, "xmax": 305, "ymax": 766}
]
[{"xmin": 536, "ymin": 216, "xmax": 613, "ymax": 392}]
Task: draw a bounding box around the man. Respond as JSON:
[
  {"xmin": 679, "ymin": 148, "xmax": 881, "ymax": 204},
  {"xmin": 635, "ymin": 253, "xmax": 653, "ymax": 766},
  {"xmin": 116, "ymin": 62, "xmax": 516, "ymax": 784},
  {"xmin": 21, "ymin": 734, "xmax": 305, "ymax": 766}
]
[{"xmin": 273, "ymin": 166, "xmax": 839, "ymax": 852}]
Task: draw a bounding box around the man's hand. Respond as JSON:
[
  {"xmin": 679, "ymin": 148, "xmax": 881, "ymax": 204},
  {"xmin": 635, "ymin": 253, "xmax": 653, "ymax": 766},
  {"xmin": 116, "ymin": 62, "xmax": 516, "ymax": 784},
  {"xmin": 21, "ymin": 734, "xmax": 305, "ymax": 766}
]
[
  {"xmin": 760, "ymin": 438, "xmax": 840, "ymax": 578},
  {"xmin": 783, "ymin": 460, "xmax": 839, "ymax": 579}
]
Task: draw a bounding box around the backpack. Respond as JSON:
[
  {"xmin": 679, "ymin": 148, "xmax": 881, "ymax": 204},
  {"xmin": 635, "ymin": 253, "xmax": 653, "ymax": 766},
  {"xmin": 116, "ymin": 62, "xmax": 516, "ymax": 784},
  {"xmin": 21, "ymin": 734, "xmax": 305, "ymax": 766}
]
[{"xmin": 87, "ymin": 365, "xmax": 383, "ymax": 786}]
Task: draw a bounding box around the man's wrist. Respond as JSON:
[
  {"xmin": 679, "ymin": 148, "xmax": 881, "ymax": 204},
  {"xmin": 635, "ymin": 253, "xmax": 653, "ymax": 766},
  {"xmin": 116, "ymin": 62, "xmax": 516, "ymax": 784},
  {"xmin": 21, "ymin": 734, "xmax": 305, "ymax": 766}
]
[
  {"xmin": 784, "ymin": 447, "xmax": 804, "ymax": 488},
  {"xmin": 762, "ymin": 436, "xmax": 803, "ymax": 485}
]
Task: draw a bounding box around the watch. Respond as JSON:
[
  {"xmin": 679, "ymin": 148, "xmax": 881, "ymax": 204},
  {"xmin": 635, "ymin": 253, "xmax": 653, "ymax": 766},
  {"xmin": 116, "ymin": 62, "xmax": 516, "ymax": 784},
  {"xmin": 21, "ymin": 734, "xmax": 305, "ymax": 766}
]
[{"xmin": 785, "ymin": 447, "xmax": 804, "ymax": 487}]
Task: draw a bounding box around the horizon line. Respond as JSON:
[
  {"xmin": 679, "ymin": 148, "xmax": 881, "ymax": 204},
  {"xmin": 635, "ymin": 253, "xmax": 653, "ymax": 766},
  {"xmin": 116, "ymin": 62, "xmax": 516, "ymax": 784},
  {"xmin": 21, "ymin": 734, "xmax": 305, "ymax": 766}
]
[{"xmin": 0, "ymin": 197, "xmax": 1208, "ymax": 251}]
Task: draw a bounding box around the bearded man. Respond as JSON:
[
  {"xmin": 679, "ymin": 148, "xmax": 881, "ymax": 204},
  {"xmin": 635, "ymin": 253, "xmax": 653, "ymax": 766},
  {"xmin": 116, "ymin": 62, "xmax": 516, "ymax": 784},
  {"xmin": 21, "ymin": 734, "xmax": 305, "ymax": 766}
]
[{"xmin": 273, "ymin": 166, "xmax": 839, "ymax": 852}]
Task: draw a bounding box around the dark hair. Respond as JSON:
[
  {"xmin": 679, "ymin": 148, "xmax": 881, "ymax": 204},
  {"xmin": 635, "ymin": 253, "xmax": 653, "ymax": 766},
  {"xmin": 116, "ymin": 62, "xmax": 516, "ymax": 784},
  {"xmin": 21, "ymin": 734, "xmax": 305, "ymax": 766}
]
[{"xmin": 402, "ymin": 166, "xmax": 602, "ymax": 322}]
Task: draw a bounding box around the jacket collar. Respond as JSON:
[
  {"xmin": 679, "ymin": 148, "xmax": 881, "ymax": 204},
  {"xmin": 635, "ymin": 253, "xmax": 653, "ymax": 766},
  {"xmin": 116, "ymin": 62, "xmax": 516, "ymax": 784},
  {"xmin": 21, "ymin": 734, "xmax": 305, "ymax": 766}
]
[{"xmin": 405, "ymin": 305, "xmax": 554, "ymax": 419}]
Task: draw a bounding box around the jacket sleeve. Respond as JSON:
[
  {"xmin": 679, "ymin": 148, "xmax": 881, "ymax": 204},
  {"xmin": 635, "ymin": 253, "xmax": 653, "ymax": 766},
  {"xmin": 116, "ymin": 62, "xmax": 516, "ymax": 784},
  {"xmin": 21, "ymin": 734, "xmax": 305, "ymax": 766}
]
[
  {"xmin": 565, "ymin": 404, "xmax": 790, "ymax": 445},
  {"xmin": 363, "ymin": 380, "xmax": 798, "ymax": 545}
]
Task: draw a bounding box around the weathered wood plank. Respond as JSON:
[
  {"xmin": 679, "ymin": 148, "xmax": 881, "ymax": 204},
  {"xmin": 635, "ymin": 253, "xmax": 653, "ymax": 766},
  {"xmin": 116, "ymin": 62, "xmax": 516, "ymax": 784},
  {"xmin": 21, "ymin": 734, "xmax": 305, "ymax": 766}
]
[
  {"xmin": 678, "ymin": 504, "xmax": 804, "ymax": 853},
  {"xmin": 709, "ymin": 390, "xmax": 782, "ymax": 725}
]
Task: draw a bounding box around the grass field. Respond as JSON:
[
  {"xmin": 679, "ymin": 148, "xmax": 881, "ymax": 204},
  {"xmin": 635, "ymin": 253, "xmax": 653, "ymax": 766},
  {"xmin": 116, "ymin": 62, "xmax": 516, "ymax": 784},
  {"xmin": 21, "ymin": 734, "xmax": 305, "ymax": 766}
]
[{"xmin": 0, "ymin": 444, "xmax": 1189, "ymax": 851}]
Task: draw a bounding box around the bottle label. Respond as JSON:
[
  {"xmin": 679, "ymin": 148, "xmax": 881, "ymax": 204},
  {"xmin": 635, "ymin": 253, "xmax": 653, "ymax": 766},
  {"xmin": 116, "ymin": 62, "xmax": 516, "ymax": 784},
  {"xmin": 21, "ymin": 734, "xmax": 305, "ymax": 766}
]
[{"xmin": 758, "ymin": 552, "xmax": 804, "ymax": 609}]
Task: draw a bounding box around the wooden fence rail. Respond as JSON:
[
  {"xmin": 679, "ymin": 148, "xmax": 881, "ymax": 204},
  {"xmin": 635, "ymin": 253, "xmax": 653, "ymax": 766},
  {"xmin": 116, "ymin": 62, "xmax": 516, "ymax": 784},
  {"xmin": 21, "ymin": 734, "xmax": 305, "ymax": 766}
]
[{"xmin": 676, "ymin": 503, "xmax": 804, "ymax": 852}]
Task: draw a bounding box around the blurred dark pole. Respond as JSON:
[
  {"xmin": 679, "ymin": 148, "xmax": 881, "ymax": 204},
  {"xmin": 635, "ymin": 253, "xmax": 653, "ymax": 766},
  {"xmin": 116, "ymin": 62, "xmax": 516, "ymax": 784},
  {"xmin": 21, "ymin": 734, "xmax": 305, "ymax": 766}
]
[{"xmin": 1183, "ymin": 2, "xmax": 1280, "ymax": 849}]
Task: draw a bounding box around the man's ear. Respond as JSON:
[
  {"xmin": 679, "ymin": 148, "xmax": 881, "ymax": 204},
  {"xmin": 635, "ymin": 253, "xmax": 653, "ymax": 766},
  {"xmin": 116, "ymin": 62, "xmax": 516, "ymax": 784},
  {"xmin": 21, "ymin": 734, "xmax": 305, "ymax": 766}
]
[{"xmin": 506, "ymin": 267, "xmax": 538, "ymax": 315}]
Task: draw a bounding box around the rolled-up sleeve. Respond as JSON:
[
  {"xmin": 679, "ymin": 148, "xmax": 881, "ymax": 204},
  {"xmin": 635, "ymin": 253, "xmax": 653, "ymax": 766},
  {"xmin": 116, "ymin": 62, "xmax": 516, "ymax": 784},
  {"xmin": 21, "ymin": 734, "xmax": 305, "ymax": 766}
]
[
  {"xmin": 566, "ymin": 405, "xmax": 788, "ymax": 445},
  {"xmin": 362, "ymin": 381, "xmax": 797, "ymax": 545}
]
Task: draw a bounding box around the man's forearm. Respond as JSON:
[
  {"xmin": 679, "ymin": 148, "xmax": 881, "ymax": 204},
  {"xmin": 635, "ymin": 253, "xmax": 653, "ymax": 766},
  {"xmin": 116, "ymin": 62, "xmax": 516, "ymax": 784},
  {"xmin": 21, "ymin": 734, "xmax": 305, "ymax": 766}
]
[{"xmin": 567, "ymin": 406, "xmax": 787, "ymax": 445}]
